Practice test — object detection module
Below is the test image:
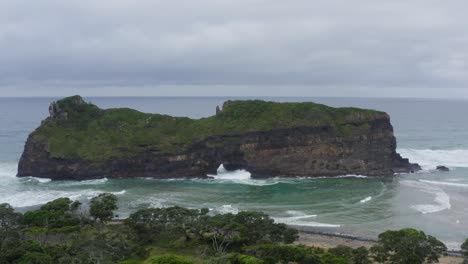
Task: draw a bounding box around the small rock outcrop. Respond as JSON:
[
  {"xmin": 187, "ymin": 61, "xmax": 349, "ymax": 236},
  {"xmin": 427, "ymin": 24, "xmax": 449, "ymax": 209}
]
[
  {"xmin": 17, "ymin": 96, "xmax": 420, "ymax": 180},
  {"xmin": 436, "ymin": 165, "xmax": 450, "ymax": 172},
  {"xmin": 49, "ymin": 102, "xmax": 68, "ymax": 120}
]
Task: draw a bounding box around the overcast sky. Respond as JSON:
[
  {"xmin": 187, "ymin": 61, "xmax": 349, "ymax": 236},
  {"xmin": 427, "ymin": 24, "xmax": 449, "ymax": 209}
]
[{"xmin": 1, "ymin": 0, "xmax": 467, "ymax": 98}]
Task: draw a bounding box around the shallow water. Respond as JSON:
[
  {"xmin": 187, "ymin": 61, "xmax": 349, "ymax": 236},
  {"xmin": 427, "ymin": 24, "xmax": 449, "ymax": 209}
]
[{"xmin": 0, "ymin": 97, "xmax": 467, "ymax": 249}]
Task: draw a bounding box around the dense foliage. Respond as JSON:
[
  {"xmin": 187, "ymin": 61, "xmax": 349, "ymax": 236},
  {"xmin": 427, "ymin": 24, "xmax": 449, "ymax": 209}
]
[
  {"xmin": 370, "ymin": 228, "xmax": 447, "ymax": 264},
  {"xmin": 31, "ymin": 95, "xmax": 384, "ymax": 161},
  {"xmin": 0, "ymin": 195, "xmax": 455, "ymax": 264}
]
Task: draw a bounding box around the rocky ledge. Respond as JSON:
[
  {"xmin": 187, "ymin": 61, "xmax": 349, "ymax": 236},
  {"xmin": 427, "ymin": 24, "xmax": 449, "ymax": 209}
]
[{"xmin": 17, "ymin": 96, "xmax": 420, "ymax": 180}]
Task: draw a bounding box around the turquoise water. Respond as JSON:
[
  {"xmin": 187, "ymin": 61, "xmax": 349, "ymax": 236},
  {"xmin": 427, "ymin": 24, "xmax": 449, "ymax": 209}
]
[{"xmin": 0, "ymin": 97, "xmax": 467, "ymax": 249}]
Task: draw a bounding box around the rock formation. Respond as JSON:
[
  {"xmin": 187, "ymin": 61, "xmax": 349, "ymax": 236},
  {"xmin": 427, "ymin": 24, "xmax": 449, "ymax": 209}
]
[
  {"xmin": 17, "ymin": 96, "xmax": 420, "ymax": 180},
  {"xmin": 436, "ymin": 165, "xmax": 450, "ymax": 172}
]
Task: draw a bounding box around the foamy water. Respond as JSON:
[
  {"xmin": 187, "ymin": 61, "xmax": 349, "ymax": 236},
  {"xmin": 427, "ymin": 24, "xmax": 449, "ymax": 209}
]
[
  {"xmin": 400, "ymin": 180, "xmax": 452, "ymax": 214},
  {"xmin": 398, "ymin": 148, "xmax": 468, "ymax": 169}
]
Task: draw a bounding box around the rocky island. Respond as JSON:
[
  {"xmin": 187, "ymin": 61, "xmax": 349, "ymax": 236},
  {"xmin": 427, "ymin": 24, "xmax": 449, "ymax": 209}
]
[{"xmin": 17, "ymin": 96, "xmax": 419, "ymax": 180}]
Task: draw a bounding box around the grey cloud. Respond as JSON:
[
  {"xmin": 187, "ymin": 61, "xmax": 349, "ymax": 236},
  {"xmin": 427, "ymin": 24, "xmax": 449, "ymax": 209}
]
[{"xmin": 0, "ymin": 0, "xmax": 467, "ymax": 97}]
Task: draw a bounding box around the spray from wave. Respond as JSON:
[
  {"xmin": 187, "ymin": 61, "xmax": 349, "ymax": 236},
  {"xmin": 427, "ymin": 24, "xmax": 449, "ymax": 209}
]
[
  {"xmin": 208, "ymin": 164, "xmax": 279, "ymax": 186},
  {"xmin": 398, "ymin": 148, "xmax": 468, "ymax": 169}
]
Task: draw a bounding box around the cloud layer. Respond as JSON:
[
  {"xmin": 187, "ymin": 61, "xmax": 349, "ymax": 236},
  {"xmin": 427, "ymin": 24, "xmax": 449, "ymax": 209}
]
[{"xmin": 1, "ymin": 0, "xmax": 467, "ymax": 97}]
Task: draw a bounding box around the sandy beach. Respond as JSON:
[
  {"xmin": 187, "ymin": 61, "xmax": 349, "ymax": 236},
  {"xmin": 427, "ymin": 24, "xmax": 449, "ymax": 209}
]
[{"xmin": 297, "ymin": 231, "xmax": 464, "ymax": 264}]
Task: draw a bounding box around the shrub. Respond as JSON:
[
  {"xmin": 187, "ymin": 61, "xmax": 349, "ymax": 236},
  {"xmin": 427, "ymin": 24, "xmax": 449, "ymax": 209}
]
[
  {"xmin": 243, "ymin": 244, "xmax": 320, "ymax": 264},
  {"xmin": 370, "ymin": 228, "xmax": 447, "ymax": 264},
  {"xmin": 151, "ymin": 255, "xmax": 194, "ymax": 264},
  {"xmin": 22, "ymin": 198, "xmax": 81, "ymax": 229},
  {"xmin": 90, "ymin": 193, "xmax": 118, "ymax": 223},
  {"xmin": 228, "ymin": 253, "xmax": 264, "ymax": 264},
  {"xmin": 18, "ymin": 252, "xmax": 53, "ymax": 264},
  {"xmin": 462, "ymin": 238, "xmax": 468, "ymax": 257},
  {"xmin": 352, "ymin": 246, "xmax": 371, "ymax": 264},
  {"xmin": 0, "ymin": 203, "xmax": 22, "ymax": 230}
]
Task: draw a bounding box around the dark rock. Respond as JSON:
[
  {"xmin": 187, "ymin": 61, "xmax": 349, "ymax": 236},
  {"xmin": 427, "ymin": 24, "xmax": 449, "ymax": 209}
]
[
  {"xmin": 17, "ymin": 98, "xmax": 420, "ymax": 180},
  {"xmin": 436, "ymin": 165, "xmax": 450, "ymax": 172}
]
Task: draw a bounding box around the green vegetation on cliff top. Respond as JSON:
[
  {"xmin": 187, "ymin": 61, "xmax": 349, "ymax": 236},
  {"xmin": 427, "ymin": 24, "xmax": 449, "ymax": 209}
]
[{"xmin": 31, "ymin": 95, "xmax": 386, "ymax": 161}]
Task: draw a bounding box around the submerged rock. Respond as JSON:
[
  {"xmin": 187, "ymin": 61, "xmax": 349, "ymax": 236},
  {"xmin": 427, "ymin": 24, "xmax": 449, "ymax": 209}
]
[
  {"xmin": 17, "ymin": 95, "xmax": 419, "ymax": 180},
  {"xmin": 436, "ymin": 165, "xmax": 450, "ymax": 172}
]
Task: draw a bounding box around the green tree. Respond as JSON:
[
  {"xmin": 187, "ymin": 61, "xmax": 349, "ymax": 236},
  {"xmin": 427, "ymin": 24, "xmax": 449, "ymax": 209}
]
[
  {"xmin": 0, "ymin": 229, "xmax": 25, "ymax": 263},
  {"xmin": 352, "ymin": 246, "xmax": 371, "ymax": 264},
  {"xmin": 243, "ymin": 244, "xmax": 321, "ymax": 264},
  {"xmin": 125, "ymin": 206, "xmax": 210, "ymax": 243},
  {"xmin": 89, "ymin": 193, "xmax": 118, "ymax": 223},
  {"xmin": 22, "ymin": 198, "xmax": 81, "ymax": 229},
  {"xmin": 370, "ymin": 228, "xmax": 447, "ymax": 264},
  {"xmin": 462, "ymin": 238, "xmax": 468, "ymax": 257},
  {"xmin": 233, "ymin": 211, "xmax": 298, "ymax": 245},
  {"xmin": 0, "ymin": 203, "xmax": 22, "ymax": 230},
  {"xmin": 18, "ymin": 252, "xmax": 53, "ymax": 264}
]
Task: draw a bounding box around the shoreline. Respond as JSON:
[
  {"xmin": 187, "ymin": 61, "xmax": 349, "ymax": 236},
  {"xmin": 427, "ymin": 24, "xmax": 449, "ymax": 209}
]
[{"xmin": 296, "ymin": 230, "xmax": 464, "ymax": 259}]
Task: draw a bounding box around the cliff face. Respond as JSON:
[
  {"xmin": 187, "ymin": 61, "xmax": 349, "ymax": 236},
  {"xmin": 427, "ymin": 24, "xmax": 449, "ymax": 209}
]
[{"xmin": 17, "ymin": 96, "xmax": 419, "ymax": 180}]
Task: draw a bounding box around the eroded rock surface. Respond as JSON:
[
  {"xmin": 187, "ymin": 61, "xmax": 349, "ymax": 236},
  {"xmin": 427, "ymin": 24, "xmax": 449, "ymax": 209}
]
[{"xmin": 18, "ymin": 96, "xmax": 420, "ymax": 180}]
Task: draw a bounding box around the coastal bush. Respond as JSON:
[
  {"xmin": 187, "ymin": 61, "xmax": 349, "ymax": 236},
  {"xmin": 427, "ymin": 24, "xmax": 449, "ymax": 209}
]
[
  {"xmin": 320, "ymin": 252, "xmax": 352, "ymax": 264},
  {"xmin": 125, "ymin": 206, "xmax": 209, "ymax": 243},
  {"xmin": 17, "ymin": 252, "xmax": 53, "ymax": 264},
  {"xmin": 150, "ymin": 255, "xmax": 194, "ymax": 264},
  {"xmin": 462, "ymin": 238, "xmax": 468, "ymax": 257},
  {"xmin": 243, "ymin": 244, "xmax": 321, "ymax": 264},
  {"xmin": 22, "ymin": 198, "xmax": 81, "ymax": 229},
  {"xmin": 326, "ymin": 245, "xmax": 371, "ymax": 264},
  {"xmin": 33, "ymin": 96, "xmax": 384, "ymax": 161},
  {"xmin": 370, "ymin": 228, "xmax": 447, "ymax": 264},
  {"xmin": 0, "ymin": 203, "xmax": 22, "ymax": 230},
  {"xmin": 228, "ymin": 253, "xmax": 264, "ymax": 264},
  {"xmin": 328, "ymin": 245, "xmax": 353, "ymax": 259},
  {"xmin": 0, "ymin": 196, "xmax": 455, "ymax": 264},
  {"xmin": 352, "ymin": 246, "xmax": 371, "ymax": 264},
  {"xmin": 203, "ymin": 211, "xmax": 299, "ymax": 253},
  {"xmin": 89, "ymin": 193, "xmax": 118, "ymax": 223},
  {"xmin": 126, "ymin": 207, "xmax": 298, "ymax": 254}
]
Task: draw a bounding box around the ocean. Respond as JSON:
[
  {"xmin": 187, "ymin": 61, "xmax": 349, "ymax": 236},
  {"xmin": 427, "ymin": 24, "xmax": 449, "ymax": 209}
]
[{"xmin": 0, "ymin": 96, "xmax": 467, "ymax": 249}]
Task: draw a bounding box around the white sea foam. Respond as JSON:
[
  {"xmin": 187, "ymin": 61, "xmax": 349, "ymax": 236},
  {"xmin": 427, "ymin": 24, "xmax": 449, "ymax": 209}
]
[
  {"xmin": 274, "ymin": 216, "xmax": 339, "ymax": 227},
  {"xmin": 273, "ymin": 210, "xmax": 339, "ymax": 228},
  {"xmin": 398, "ymin": 148, "xmax": 468, "ymax": 169},
  {"xmin": 59, "ymin": 178, "xmax": 109, "ymax": 186},
  {"xmin": 336, "ymin": 175, "xmax": 368, "ymax": 178},
  {"xmin": 0, "ymin": 162, "xmax": 17, "ymax": 178},
  {"xmin": 2, "ymin": 189, "xmax": 125, "ymax": 208},
  {"xmin": 360, "ymin": 196, "xmax": 372, "ymax": 203},
  {"xmin": 215, "ymin": 204, "xmax": 239, "ymax": 214},
  {"xmin": 419, "ymin": 180, "xmax": 468, "ymax": 188},
  {"xmin": 208, "ymin": 164, "xmax": 279, "ymax": 186},
  {"xmin": 400, "ymin": 180, "xmax": 451, "ymax": 214},
  {"xmin": 17, "ymin": 176, "xmax": 53, "ymax": 183}
]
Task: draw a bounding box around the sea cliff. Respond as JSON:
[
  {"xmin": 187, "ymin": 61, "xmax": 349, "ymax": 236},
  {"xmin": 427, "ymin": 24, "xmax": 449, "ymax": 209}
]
[{"xmin": 17, "ymin": 96, "xmax": 419, "ymax": 180}]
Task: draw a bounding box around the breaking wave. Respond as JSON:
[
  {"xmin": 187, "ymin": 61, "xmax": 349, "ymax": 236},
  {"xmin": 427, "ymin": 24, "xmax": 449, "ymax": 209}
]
[
  {"xmin": 212, "ymin": 204, "xmax": 240, "ymax": 214},
  {"xmin": 208, "ymin": 165, "xmax": 279, "ymax": 186},
  {"xmin": 359, "ymin": 196, "xmax": 372, "ymax": 203},
  {"xmin": 398, "ymin": 148, "xmax": 468, "ymax": 169},
  {"xmin": 273, "ymin": 211, "xmax": 340, "ymax": 228},
  {"xmin": 400, "ymin": 180, "xmax": 451, "ymax": 214},
  {"xmin": 419, "ymin": 180, "xmax": 468, "ymax": 188},
  {"xmin": 1, "ymin": 189, "xmax": 127, "ymax": 208}
]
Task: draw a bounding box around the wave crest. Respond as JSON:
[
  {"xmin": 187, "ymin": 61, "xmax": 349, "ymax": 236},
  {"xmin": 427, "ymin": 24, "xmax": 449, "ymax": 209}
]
[{"xmin": 398, "ymin": 148, "xmax": 468, "ymax": 169}]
